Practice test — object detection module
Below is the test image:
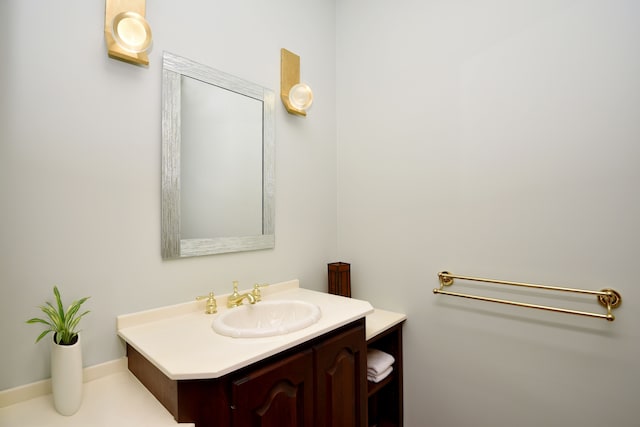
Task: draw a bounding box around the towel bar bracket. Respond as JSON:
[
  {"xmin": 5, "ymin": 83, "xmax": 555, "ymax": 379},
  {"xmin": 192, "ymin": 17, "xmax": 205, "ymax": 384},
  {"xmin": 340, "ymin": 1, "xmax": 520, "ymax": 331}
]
[
  {"xmin": 598, "ymin": 288, "xmax": 621, "ymax": 309},
  {"xmin": 439, "ymin": 271, "xmax": 454, "ymax": 287}
]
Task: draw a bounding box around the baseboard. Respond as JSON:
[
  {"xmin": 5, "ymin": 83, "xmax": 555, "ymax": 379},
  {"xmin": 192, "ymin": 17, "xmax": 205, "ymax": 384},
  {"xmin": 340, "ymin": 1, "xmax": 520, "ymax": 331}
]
[{"xmin": 0, "ymin": 357, "xmax": 127, "ymax": 408}]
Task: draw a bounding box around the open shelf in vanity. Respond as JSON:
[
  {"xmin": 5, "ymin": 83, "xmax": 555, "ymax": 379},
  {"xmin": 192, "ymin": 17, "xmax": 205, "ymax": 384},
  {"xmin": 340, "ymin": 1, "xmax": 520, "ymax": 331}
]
[{"xmin": 365, "ymin": 309, "xmax": 406, "ymax": 427}]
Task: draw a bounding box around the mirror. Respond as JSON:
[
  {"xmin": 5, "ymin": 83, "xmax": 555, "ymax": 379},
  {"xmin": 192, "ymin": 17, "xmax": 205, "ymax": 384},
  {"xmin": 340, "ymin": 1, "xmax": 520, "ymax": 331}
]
[{"xmin": 161, "ymin": 52, "xmax": 275, "ymax": 259}]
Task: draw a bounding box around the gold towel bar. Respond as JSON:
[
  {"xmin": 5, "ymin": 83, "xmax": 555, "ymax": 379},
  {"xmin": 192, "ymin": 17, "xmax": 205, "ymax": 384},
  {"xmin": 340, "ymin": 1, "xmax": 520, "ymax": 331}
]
[{"xmin": 433, "ymin": 271, "xmax": 622, "ymax": 321}]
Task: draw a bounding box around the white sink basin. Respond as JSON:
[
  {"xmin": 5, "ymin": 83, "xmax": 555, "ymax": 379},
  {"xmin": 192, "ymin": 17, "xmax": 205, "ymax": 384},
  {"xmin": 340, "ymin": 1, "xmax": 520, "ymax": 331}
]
[{"xmin": 212, "ymin": 300, "xmax": 322, "ymax": 338}]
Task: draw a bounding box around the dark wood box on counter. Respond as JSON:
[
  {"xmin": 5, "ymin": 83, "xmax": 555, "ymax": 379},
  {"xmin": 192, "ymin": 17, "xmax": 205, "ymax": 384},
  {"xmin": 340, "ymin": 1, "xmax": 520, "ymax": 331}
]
[{"xmin": 328, "ymin": 262, "xmax": 351, "ymax": 297}]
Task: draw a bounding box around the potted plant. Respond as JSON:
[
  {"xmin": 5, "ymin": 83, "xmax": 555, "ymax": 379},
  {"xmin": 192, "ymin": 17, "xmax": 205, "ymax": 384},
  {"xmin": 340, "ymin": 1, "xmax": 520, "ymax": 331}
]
[{"xmin": 26, "ymin": 286, "xmax": 90, "ymax": 416}]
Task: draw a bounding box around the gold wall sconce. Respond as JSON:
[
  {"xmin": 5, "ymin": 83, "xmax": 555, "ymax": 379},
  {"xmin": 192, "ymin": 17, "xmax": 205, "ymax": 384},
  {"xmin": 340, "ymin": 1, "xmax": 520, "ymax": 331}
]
[
  {"xmin": 105, "ymin": 0, "xmax": 153, "ymax": 66},
  {"xmin": 280, "ymin": 48, "xmax": 313, "ymax": 116}
]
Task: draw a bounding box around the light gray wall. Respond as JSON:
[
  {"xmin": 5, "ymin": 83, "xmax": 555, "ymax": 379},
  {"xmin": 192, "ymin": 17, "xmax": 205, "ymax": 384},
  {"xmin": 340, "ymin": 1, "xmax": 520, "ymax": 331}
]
[
  {"xmin": 0, "ymin": 0, "xmax": 337, "ymax": 389},
  {"xmin": 337, "ymin": 1, "xmax": 639, "ymax": 426},
  {"xmin": 3, "ymin": 1, "xmax": 639, "ymax": 426}
]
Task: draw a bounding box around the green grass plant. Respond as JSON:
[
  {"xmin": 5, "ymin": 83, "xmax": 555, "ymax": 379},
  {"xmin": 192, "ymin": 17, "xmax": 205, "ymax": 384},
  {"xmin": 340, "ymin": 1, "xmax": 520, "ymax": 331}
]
[{"xmin": 26, "ymin": 286, "xmax": 90, "ymax": 345}]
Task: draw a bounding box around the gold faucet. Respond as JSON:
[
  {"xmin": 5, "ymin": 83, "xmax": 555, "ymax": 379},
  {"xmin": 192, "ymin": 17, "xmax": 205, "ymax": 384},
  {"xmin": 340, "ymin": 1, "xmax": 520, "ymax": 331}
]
[
  {"xmin": 227, "ymin": 281, "xmax": 256, "ymax": 308},
  {"xmin": 195, "ymin": 292, "xmax": 218, "ymax": 314}
]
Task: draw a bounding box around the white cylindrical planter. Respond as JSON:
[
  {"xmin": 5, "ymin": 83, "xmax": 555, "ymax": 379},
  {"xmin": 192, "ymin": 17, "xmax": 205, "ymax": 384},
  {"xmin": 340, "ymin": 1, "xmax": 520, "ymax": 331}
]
[{"xmin": 50, "ymin": 334, "xmax": 83, "ymax": 416}]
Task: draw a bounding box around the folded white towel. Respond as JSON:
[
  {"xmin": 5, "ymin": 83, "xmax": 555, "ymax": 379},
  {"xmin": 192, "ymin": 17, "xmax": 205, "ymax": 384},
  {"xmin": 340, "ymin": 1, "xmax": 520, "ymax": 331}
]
[
  {"xmin": 367, "ymin": 365, "xmax": 393, "ymax": 383},
  {"xmin": 367, "ymin": 349, "xmax": 395, "ymax": 375}
]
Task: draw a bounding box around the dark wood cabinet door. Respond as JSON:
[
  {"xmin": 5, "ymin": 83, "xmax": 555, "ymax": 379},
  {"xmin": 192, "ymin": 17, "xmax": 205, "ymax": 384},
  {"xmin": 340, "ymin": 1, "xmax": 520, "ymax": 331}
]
[
  {"xmin": 313, "ymin": 322, "xmax": 367, "ymax": 427},
  {"xmin": 231, "ymin": 349, "xmax": 314, "ymax": 427}
]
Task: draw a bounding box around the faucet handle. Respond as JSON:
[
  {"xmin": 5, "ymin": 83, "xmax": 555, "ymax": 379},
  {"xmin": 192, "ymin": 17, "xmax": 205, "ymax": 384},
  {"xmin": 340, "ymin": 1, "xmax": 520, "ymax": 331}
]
[
  {"xmin": 252, "ymin": 283, "xmax": 269, "ymax": 302},
  {"xmin": 196, "ymin": 292, "xmax": 217, "ymax": 314},
  {"xmin": 231, "ymin": 280, "xmax": 240, "ymax": 296}
]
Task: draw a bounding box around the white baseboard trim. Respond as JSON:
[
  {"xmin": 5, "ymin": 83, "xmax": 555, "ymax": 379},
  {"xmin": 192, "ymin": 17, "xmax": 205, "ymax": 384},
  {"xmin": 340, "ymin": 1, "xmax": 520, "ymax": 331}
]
[{"xmin": 0, "ymin": 357, "xmax": 127, "ymax": 408}]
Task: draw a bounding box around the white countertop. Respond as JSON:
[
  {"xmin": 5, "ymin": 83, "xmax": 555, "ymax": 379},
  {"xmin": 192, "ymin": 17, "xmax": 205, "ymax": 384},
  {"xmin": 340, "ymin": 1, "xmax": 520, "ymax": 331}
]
[
  {"xmin": 117, "ymin": 280, "xmax": 375, "ymax": 380},
  {"xmin": 365, "ymin": 308, "xmax": 407, "ymax": 341}
]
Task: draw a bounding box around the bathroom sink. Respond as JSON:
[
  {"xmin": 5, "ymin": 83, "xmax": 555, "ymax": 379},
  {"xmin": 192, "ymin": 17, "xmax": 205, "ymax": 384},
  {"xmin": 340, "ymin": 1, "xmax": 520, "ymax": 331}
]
[{"xmin": 212, "ymin": 300, "xmax": 322, "ymax": 338}]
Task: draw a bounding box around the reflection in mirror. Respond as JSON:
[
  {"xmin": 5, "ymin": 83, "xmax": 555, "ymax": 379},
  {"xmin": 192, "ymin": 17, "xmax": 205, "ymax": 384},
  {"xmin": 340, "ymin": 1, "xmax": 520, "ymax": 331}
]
[
  {"xmin": 180, "ymin": 76, "xmax": 263, "ymax": 238},
  {"xmin": 161, "ymin": 52, "xmax": 275, "ymax": 259}
]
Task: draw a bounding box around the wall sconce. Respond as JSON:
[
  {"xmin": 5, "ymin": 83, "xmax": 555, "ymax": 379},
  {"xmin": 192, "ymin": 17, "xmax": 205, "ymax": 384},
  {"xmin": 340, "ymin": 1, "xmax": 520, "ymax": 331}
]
[
  {"xmin": 105, "ymin": 0, "xmax": 153, "ymax": 66},
  {"xmin": 280, "ymin": 48, "xmax": 313, "ymax": 116}
]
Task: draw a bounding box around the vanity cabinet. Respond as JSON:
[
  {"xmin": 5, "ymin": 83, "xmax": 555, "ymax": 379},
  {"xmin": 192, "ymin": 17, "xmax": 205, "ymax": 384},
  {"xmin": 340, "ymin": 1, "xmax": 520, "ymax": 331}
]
[{"xmin": 126, "ymin": 318, "xmax": 367, "ymax": 427}]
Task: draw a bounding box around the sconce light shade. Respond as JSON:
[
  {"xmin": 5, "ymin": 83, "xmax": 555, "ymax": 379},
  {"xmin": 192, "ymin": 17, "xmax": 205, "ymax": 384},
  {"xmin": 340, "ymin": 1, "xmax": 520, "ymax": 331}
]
[
  {"xmin": 105, "ymin": 0, "xmax": 152, "ymax": 66},
  {"xmin": 281, "ymin": 48, "xmax": 313, "ymax": 116},
  {"xmin": 111, "ymin": 11, "xmax": 152, "ymax": 53},
  {"xmin": 289, "ymin": 83, "xmax": 313, "ymax": 111}
]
